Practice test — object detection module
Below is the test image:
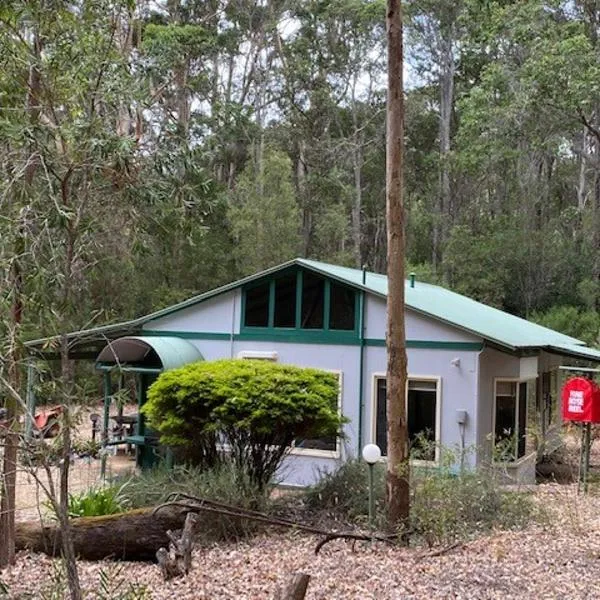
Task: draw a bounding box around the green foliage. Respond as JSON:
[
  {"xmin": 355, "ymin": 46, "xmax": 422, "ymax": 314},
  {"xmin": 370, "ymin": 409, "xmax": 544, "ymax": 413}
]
[
  {"xmin": 531, "ymin": 306, "xmax": 600, "ymax": 347},
  {"xmin": 410, "ymin": 468, "xmax": 538, "ymax": 548},
  {"xmin": 305, "ymin": 454, "xmax": 541, "ymax": 547},
  {"xmin": 118, "ymin": 463, "xmax": 268, "ymax": 541},
  {"xmin": 144, "ymin": 359, "xmax": 344, "ymax": 489},
  {"xmin": 67, "ymin": 484, "xmax": 129, "ymax": 518},
  {"xmin": 228, "ymin": 149, "xmax": 302, "ymax": 275},
  {"xmin": 304, "ymin": 459, "xmax": 386, "ymax": 521}
]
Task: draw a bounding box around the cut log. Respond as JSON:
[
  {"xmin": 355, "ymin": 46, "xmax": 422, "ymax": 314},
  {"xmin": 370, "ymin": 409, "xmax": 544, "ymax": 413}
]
[
  {"xmin": 273, "ymin": 573, "xmax": 310, "ymax": 600},
  {"xmin": 15, "ymin": 507, "xmax": 188, "ymax": 561}
]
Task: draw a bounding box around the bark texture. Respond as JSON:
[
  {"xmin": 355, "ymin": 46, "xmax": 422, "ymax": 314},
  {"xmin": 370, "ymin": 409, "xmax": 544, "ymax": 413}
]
[
  {"xmin": 15, "ymin": 507, "xmax": 189, "ymax": 562},
  {"xmin": 385, "ymin": 0, "xmax": 410, "ymax": 529}
]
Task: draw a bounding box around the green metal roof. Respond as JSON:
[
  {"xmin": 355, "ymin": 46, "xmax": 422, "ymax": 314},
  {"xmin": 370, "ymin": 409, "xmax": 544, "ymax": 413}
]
[
  {"xmin": 26, "ymin": 257, "xmax": 598, "ymax": 360},
  {"xmin": 96, "ymin": 336, "xmax": 203, "ymax": 371},
  {"xmin": 296, "ymin": 259, "xmax": 584, "ymax": 351}
]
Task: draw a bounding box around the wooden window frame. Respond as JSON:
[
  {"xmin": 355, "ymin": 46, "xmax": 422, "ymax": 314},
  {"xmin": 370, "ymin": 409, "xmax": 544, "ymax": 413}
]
[{"xmin": 370, "ymin": 372, "xmax": 442, "ymax": 466}]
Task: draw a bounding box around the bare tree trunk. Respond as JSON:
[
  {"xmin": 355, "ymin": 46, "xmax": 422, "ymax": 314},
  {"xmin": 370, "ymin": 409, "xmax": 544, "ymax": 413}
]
[
  {"xmin": 434, "ymin": 21, "xmax": 455, "ymax": 278},
  {"xmin": 352, "ymin": 140, "xmax": 363, "ymax": 268},
  {"xmin": 296, "ymin": 141, "xmax": 311, "ymax": 257},
  {"xmin": 0, "ymin": 250, "xmax": 22, "ymax": 568},
  {"xmin": 385, "ymin": 0, "xmax": 409, "ymax": 529},
  {"xmin": 0, "ymin": 20, "xmax": 42, "ymax": 564},
  {"xmin": 57, "ymin": 404, "xmax": 82, "ymax": 600}
]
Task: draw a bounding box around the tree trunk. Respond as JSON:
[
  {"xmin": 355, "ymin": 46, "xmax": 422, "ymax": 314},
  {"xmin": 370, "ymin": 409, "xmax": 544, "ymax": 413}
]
[
  {"xmin": 436, "ymin": 22, "xmax": 455, "ymax": 280},
  {"xmin": 385, "ymin": 0, "xmax": 409, "ymax": 529},
  {"xmin": 0, "ymin": 224, "xmax": 24, "ymax": 569},
  {"xmin": 15, "ymin": 507, "xmax": 190, "ymax": 562}
]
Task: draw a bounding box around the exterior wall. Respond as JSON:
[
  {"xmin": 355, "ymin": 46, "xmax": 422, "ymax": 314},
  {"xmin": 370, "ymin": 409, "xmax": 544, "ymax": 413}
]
[
  {"xmin": 477, "ymin": 347, "xmax": 541, "ymax": 484},
  {"xmin": 362, "ymin": 345, "xmax": 481, "ymax": 469},
  {"xmin": 139, "ymin": 288, "xmax": 490, "ymax": 484},
  {"xmin": 365, "ymin": 296, "xmax": 481, "ymax": 343},
  {"xmin": 477, "ymin": 347, "xmax": 521, "ymax": 457},
  {"xmin": 145, "ymin": 290, "xmax": 241, "ymax": 334}
]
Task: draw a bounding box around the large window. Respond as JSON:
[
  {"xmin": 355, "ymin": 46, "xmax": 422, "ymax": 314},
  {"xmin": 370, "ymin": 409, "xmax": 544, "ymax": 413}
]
[
  {"xmin": 374, "ymin": 376, "xmax": 440, "ymax": 463},
  {"xmin": 242, "ymin": 270, "xmax": 357, "ymax": 334},
  {"xmin": 494, "ymin": 380, "xmax": 531, "ymax": 461}
]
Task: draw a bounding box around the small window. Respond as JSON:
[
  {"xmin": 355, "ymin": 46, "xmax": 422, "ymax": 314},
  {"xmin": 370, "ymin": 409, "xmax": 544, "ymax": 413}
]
[
  {"xmin": 301, "ymin": 272, "xmax": 324, "ymax": 329},
  {"xmin": 274, "ymin": 274, "xmax": 296, "ymax": 328},
  {"xmin": 375, "ymin": 377, "xmax": 439, "ymax": 462},
  {"xmin": 494, "ymin": 380, "xmax": 528, "ymax": 461},
  {"xmin": 329, "ymin": 283, "xmax": 355, "ymax": 330},
  {"xmin": 244, "ymin": 283, "xmax": 269, "ymax": 327}
]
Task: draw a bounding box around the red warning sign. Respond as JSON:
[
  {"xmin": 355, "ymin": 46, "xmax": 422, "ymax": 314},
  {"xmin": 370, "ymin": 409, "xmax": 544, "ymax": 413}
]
[{"xmin": 562, "ymin": 377, "xmax": 600, "ymax": 423}]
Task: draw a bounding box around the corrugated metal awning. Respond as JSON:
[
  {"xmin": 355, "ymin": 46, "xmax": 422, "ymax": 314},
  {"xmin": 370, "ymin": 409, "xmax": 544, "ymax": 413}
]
[{"xmin": 96, "ymin": 336, "xmax": 203, "ymax": 371}]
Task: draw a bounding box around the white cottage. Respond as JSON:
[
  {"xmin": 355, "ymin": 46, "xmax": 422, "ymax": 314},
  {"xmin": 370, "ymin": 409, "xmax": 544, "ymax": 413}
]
[{"xmin": 26, "ymin": 258, "xmax": 600, "ymax": 484}]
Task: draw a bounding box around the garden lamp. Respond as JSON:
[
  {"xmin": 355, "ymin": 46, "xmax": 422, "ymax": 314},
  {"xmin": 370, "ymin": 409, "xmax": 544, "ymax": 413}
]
[{"xmin": 362, "ymin": 443, "xmax": 381, "ymax": 529}]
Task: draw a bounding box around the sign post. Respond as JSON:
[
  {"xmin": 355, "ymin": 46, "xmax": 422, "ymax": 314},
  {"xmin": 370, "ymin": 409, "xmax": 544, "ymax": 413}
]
[{"xmin": 561, "ymin": 376, "xmax": 600, "ymax": 493}]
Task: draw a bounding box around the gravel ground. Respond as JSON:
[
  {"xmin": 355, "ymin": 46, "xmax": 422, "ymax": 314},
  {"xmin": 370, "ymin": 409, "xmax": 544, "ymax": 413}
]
[{"xmin": 3, "ymin": 483, "xmax": 600, "ymax": 599}]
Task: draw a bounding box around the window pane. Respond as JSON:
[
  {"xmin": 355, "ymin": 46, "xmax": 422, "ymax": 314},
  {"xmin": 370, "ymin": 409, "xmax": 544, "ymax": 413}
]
[
  {"xmin": 295, "ymin": 436, "xmax": 336, "ymax": 451},
  {"xmin": 408, "ymin": 384, "xmax": 437, "ymax": 461},
  {"xmin": 495, "ymin": 382, "xmax": 517, "ymax": 460},
  {"xmin": 274, "ymin": 274, "xmax": 296, "ymax": 328},
  {"xmin": 329, "ymin": 283, "xmax": 355, "ymax": 330},
  {"xmin": 408, "ymin": 380, "xmax": 437, "ymax": 392},
  {"xmin": 244, "ymin": 283, "xmax": 269, "ymax": 327},
  {"xmin": 295, "ymin": 372, "xmax": 341, "ymax": 452},
  {"xmin": 375, "ymin": 378, "xmax": 388, "ymax": 456},
  {"xmin": 301, "ymin": 272, "xmax": 324, "ymax": 329}
]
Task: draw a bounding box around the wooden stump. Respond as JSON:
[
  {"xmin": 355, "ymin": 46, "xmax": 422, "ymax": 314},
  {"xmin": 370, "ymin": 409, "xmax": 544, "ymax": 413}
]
[
  {"xmin": 273, "ymin": 573, "xmax": 311, "ymax": 600},
  {"xmin": 156, "ymin": 512, "xmax": 198, "ymax": 580}
]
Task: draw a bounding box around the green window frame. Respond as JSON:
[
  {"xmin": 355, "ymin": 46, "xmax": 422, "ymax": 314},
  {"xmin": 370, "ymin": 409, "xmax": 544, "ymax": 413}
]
[{"xmin": 241, "ymin": 269, "xmax": 359, "ymax": 340}]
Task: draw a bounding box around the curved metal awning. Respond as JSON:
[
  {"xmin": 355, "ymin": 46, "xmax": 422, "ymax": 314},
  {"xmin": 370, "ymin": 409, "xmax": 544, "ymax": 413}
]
[{"xmin": 96, "ymin": 336, "xmax": 203, "ymax": 371}]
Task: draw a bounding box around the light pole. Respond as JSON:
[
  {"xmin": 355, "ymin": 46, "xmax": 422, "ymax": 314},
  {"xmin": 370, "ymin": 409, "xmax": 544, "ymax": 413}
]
[{"xmin": 362, "ymin": 443, "xmax": 382, "ymax": 529}]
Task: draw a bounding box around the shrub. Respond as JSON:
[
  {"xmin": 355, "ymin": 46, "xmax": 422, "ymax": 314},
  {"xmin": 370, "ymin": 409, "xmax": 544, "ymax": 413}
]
[
  {"xmin": 118, "ymin": 462, "xmax": 268, "ymax": 541},
  {"xmin": 144, "ymin": 359, "xmax": 345, "ymax": 489},
  {"xmin": 304, "ymin": 459, "xmax": 386, "ymax": 522},
  {"xmin": 68, "ymin": 484, "xmax": 129, "ymax": 518},
  {"xmin": 304, "ymin": 454, "xmax": 540, "ymax": 547}
]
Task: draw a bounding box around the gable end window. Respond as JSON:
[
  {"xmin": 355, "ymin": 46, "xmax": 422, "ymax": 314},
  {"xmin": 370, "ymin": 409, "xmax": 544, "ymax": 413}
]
[{"xmin": 242, "ymin": 270, "xmax": 357, "ymax": 334}]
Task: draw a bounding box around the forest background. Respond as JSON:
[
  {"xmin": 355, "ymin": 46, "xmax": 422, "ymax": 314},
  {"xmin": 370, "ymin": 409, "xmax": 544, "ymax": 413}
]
[{"xmin": 2, "ymin": 0, "xmax": 600, "ymax": 351}]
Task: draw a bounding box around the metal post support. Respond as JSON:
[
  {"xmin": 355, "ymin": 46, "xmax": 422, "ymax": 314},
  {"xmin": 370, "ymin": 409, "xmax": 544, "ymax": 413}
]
[
  {"xmin": 101, "ymin": 371, "xmax": 111, "ymax": 479},
  {"xmin": 578, "ymin": 424, "xmax": 585, "ymax": 494},
  {"xmin": 368, "ymin": 463, "xmax": 375, "ymax": 530},
  {"xmin": 24, "ymin": 361, "xmax": 36, "ymax": 439},
  {"xmin": 584, "ymin": 422, "xmax": 592, "ymax": 494}
]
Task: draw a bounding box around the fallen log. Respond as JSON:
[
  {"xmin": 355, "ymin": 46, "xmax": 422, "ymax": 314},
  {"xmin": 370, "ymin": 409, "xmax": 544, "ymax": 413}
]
[{"xmin": 15, "ymin": 507, "xmax": 188, "ymax": 561}]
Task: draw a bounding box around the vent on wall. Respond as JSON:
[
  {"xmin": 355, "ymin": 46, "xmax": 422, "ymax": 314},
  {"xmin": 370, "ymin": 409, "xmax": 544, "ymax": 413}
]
[{"xmin": 237, "ymin": 350, "xmax": 278, "ymax": 361}]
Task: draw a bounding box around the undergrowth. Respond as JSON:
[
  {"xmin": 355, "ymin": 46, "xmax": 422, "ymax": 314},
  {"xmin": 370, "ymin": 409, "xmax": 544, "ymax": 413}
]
[{"xmin": 304, "ymin": 455, "xmax": 543, "ymax": 547}]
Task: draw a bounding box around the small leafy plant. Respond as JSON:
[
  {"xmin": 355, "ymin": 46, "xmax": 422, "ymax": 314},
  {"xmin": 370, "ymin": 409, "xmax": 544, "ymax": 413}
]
[{"xmin": 68, "ymin": 484, "xmax": 130, "ymax": 518}]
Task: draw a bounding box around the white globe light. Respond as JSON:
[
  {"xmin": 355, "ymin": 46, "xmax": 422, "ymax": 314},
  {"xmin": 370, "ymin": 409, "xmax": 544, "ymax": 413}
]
[{"xmin": 362, "ymin": 443, "xmax": 382, "ymax": 465}]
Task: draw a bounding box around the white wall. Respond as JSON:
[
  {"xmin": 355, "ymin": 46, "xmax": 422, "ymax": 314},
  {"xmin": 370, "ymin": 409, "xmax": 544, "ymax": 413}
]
[
  {"xmin": 365, "ymin": 296, "xmax": 481, "ymax": 342},
  {"xmin": 362, "ymin": 345, "xmax": 480, "ymax": 468},
  {"xmin": 145, "ymin": 290, "xmax": 241, "ymax": 334}
]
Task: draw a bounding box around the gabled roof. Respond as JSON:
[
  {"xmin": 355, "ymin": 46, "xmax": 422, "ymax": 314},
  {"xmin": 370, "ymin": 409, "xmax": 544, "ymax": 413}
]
[{"xmin": 26, "ymin": 258, "xmax": 598, "ymax": 361}]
